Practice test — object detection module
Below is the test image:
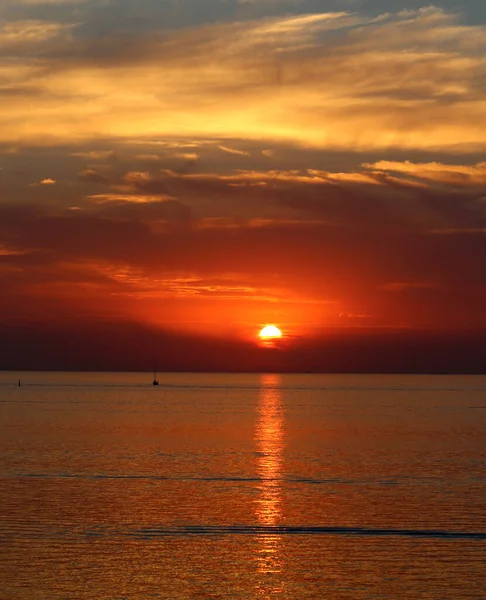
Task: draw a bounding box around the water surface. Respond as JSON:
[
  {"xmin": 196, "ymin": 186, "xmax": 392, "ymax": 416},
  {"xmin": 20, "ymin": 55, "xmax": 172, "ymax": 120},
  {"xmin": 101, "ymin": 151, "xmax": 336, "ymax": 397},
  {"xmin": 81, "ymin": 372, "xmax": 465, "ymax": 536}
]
[{"xmin": 1, "ymin": 372, "xmax": 485, "ymax": 598}]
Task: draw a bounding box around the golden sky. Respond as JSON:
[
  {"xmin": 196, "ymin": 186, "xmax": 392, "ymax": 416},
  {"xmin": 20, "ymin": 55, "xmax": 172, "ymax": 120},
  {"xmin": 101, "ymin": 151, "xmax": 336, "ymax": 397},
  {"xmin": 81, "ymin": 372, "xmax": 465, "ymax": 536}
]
[{"xmin": 1, "ymin": 0, "xmax": 486, "ymax": 369}]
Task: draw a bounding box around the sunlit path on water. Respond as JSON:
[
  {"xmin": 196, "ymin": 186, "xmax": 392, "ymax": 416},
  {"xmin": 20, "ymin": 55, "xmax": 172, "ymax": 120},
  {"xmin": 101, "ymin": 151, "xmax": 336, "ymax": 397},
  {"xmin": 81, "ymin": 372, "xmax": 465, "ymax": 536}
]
[{"xmin": 255, "ymin": 374, "xmax": 286, "ymax": 598}]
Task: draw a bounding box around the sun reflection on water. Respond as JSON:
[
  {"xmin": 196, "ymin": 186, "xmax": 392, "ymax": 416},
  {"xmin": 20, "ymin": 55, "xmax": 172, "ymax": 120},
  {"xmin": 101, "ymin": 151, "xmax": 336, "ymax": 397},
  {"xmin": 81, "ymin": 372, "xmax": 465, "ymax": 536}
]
[{"xmin": 255, "ymin": 373, "xmax": 285, "ymax": 597}]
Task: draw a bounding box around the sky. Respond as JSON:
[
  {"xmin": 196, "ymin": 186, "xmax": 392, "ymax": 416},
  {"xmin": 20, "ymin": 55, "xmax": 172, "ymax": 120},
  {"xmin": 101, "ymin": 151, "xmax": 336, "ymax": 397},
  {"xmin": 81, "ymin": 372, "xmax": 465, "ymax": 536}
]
[{"xmin": 1, "ymin": 0, "xmax": 486, "ymax": 371}]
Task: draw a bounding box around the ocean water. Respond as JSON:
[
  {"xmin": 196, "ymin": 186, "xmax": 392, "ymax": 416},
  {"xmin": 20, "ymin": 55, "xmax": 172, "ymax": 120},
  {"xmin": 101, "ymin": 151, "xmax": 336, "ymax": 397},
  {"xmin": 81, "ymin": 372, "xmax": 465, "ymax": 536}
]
[{"xmin": 0, "ymin": 372, "xmax": 485, "ymax": 599}]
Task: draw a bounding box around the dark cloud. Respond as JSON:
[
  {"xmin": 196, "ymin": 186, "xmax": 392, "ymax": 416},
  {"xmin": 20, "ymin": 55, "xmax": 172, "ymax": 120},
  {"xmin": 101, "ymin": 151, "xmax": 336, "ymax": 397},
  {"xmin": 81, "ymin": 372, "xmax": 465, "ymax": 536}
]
[
  {"xmin": 77, "ymin": 168, "xmax": 111, "ymax": 184},
  {"xmin": 92, "ymin": 199, "xmax": 192, "ymax": 224},
  {"xmin": 118, "ymin": 166, "xmax": 486, "ymax": 233},
  {"xmin": 1, "ymin": 319, "xmax": 486, "ymax": 373}
]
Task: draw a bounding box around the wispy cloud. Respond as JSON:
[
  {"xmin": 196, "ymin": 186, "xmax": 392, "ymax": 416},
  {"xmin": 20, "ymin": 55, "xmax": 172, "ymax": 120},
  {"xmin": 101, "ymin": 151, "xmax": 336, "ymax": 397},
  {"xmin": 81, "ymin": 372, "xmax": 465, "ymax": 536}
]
[
  {"xmin": 71, "ymin": 150, "xmax": 115, "ymax": 160},
  {"xmin": 365, "ymin": 161, "xmax": 486, "ymax": 187},
  {"xmin": 86, "ymin": 193, "xmax": 172, "ymax": 204},
  {"xmin": 0, "ymin": 8, "xmax": 484, "ymax": 151},
  {"xmin": 218, "ymin": 145, "xmax": 251, "ymax": 156}
]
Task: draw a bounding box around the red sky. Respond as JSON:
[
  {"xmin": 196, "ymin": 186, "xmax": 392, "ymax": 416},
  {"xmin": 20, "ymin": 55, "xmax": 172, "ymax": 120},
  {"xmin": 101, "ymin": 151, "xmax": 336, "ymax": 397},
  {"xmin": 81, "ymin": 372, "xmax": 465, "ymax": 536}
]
[{"xmin": 1, "ymin": 1, "xmax": 485, "ymax": 371}]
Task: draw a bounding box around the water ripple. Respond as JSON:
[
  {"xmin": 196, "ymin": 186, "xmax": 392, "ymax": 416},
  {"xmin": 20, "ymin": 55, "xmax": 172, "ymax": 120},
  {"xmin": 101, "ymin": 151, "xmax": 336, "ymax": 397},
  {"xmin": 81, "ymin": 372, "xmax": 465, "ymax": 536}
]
[
  {"xmin": 5, "ymin": 472, "xmax": 481, "ymax": 486},
  {"xmin": 127, "ymin": 525, "xmax": 486, "ymax": 540},
  {"xmin": 3, "ymin": 524, "xmax": 484, "ymax": 541}
]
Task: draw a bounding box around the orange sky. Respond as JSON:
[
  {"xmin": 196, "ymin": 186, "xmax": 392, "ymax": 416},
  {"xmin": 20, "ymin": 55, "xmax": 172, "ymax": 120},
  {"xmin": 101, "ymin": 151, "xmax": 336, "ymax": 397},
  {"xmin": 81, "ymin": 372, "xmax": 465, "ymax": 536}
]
[{"xmin": 1, "ymin": 1, "xmax": 486, "ymax": 370}]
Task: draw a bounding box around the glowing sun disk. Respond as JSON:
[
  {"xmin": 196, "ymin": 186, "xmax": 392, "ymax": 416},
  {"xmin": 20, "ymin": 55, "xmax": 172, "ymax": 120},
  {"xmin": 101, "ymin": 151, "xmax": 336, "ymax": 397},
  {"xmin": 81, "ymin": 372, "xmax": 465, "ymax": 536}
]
[{"xmin": 259, "ymin": 325, "xmax": 282, "ymax": 339}]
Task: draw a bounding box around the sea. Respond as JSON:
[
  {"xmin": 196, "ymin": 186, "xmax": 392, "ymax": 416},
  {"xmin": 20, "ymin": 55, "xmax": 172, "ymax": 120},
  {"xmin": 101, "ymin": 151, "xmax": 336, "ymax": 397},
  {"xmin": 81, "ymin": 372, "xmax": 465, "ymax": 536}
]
[{"xmin": 0, "ymin": 372, "xmax": 485, "ymax": 599}]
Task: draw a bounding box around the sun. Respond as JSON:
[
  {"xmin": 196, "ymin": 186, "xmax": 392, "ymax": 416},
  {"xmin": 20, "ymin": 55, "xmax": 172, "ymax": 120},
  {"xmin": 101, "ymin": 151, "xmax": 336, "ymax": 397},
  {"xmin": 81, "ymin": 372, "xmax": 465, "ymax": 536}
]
[{"xmin": 259, "ymin": 325, "xmax": 282, "ymax": 340}]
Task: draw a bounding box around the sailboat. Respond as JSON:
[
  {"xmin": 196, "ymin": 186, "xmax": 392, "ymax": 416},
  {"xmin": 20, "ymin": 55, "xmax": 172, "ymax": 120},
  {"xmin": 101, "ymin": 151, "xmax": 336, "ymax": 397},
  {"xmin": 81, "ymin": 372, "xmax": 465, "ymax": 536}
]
[{"xmin": 152, "ymin": 368, "xmax": 159, "ymax": 386}]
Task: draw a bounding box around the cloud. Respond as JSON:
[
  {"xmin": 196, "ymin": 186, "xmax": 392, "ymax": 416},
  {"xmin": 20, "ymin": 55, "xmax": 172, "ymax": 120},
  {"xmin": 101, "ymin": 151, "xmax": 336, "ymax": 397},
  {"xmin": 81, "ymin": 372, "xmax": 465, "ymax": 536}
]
[
  {"xmin": 71, "ymin": 150, "xmax": 115, "ymax": 160},
  {"xmin": 0, "ymin": 7, "xmax": 485, "ymax": 151},
  {"xmin": 364, "ymin": 160, "xmax": 486, "ymax": 187},
  {"xmin": 0, "ymin": 19, "xmax": 72, "ymax": 46},
  {"xmin": 29, "ymin": 177, "xmax": 56, "ymax": 186},
  {"xmin": 77, "ymin": 168, "xmax": 111, "ymax": 183},
  {"xmin": 86, "ymin": 193, "xmax": 174, "ymax": 204},
  {"xmin": 83, "ymin": 196, "xmax": 192, "ymax": 224},
  {"xmin": 112, "ymin": 160, "xmax": 485, "ymax": 234},
  {"xmin": 0, "ymin": 244, "xmax": 29, "ymax": 256},
  {"xmin": 175, "ymin": 152, "xmax": 199, "ymax": 161},
  {"xmin": 218, "ymin": 145, "xmax": 251, "ymax": 156},
  {"xmin": 102, "ymin": 269, "xmax": 281, "ymax": 301},
  {"xmin": 0, "ymin": 189, "xmax": 485, "ymax": 333}
]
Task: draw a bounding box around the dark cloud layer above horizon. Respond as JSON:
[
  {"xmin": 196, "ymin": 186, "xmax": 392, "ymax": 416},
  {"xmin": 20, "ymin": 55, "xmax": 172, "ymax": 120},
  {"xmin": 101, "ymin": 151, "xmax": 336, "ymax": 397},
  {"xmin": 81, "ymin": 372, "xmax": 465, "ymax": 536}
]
[{"xmin": 2, "ymin": 319, "xmax": 486, "ymax": 374}]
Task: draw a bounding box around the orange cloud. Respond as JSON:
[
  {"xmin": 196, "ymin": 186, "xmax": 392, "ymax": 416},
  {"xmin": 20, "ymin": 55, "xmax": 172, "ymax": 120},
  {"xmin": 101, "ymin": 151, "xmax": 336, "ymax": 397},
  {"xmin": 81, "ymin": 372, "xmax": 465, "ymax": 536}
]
[
  {"xmin": 218, "ymin": 145, "xmax": 251, "ymax": 156},
  {"xmin": 86, "ymin": 193, "xmax": 173, "ymax": 204},
  {"xmin": 175, "ymin": 152, "xmax": 199, "ymax": 161},
  {"xmin": 0, "ymin": 8, "xmax": 485, "ymax": 152},
  {"xmin": 29, "ymin": 178, "xmax": 57, "ymax": 186},
  {"xmin": 365, "ymin": 161, "xmax": 486, "ymax": 187},
  {"xmin": 71, "ymin": 150, "xmax": 115, "ymax": 160}
]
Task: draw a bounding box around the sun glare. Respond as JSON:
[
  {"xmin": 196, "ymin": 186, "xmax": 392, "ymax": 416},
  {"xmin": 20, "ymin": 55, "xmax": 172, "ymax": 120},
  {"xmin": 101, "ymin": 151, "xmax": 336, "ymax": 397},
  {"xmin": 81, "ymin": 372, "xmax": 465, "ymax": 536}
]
[{"xmin": 259, "ymin": 325, "xmax": 282, "ymax": 339}]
